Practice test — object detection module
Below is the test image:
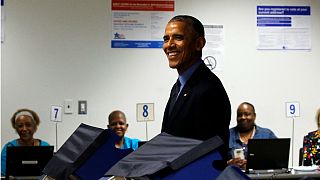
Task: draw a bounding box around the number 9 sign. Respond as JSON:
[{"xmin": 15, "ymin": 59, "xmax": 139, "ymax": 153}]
[{"xmin": 286, "ymin": 102, "xmax": 300, "ymax": 117}]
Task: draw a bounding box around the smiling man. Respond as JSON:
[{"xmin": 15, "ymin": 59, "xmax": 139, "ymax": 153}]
[{"xmin": 161, "ymin": 15, "xmax": 231, "ymax": 161}]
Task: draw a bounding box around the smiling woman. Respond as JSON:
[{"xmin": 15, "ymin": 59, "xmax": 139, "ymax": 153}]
[
  {"xmin": 227, "ymin": 102, "xmax": 277, "ymax": 170},
  {"xmin": 107, "ymin": 110, "xmax": 140, "ymax": 150},
  {"xmin": 1, "ymin": 108, "xmax": 50, "ymax": 176}
]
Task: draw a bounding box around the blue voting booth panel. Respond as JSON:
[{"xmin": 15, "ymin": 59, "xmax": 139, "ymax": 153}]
[
  {"xmin": 163, "ymin": 150, "xmax": 222, "ymax": 180},
  {"xmin": 42, "ymin": 124, "xmax": 133, "ymax": 180},
  {"xmin": 74, "ymin": 130, "xmax": 132, "ymax": 180},
  {"xmin": 106, "ymin": 134, "xmax": 224, "ymax": 179}
]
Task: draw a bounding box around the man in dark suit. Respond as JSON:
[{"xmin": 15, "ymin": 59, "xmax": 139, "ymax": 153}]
[{"xmin": 161, "ymin": 15, "xmax": 231, "ymax": 159}]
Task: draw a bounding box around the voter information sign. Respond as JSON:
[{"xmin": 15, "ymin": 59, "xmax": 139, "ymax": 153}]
[
  {"xmin": 136, "ymin": 103, "xmax": 154, "ymax": 122},
  {"xmin": 111, "ymin": 0, "xmax": 174, "ymax": 48},
  {"xmin": 286, "ymin": 102, "xmax": 300, "ymax": 118},
  {"xmin": 256, "ymin": 6, "xmax": 311, "ymax": 50}
]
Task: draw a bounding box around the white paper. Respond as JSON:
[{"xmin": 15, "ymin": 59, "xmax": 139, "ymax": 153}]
[
  {"xmin": 256, "ymin": 6, "xmax": 311, "ymax": 50},
  {"xmin": 203, "ymin": 25, "xmax": 224, "ymax": 72}
]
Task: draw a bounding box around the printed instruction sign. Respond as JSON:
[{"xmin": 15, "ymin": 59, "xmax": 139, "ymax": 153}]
[
  {"xmin": 256, "ymin": 6, "xmax": 311, "ymax": 50},
  {"xmin": 203, "ymin": 24, "xmax": 224, "ymax": 72},
  {"xmin": 111, "ymin": 0, "xmax": 174, "ymax": 48}
]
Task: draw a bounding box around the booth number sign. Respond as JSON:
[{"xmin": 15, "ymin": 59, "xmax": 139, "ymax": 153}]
[
  {"xmin": 136, "ymin": 103, "xmax": 154, "ymax": 122},
  {"xmin": 286, "ymin": 102, "xmax": 300, "ymax": 118}
]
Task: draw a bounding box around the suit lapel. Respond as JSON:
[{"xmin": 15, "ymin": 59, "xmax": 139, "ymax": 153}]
[
  {"xmin": 169, "ymin": 85, "xmax": 191, "ymax": 119},
  {"xmin": 169, "ymin": 62, "xmax": 206, "ymax": 120}
]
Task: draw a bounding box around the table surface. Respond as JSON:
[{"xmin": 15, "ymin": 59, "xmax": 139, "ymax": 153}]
[{"xmin": 248, "ymin": 169, "xmax": 320, "ymax": 179}]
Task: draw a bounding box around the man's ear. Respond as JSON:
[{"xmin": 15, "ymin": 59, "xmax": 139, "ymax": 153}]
[{"xmin": 196, "ymin": 37, "xmax": 206, "ymax": 51}]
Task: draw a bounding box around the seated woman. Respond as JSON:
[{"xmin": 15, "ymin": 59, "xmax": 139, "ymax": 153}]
[
  {"xmin": 1, "ymin": 108, "xmax": 50, "ymax": 176},
  {"xmin": 303, "ymin": 108, "xmax": 320, "ymax": 166},
  {"xmin": 227, "ymin": 102, "xmax": 277, "ymax": 170},
  {"xmin": 107, "ymin": 110, "xmax": 140, "ymax": 150}
]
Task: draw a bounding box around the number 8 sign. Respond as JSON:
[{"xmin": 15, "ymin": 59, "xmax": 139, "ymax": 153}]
[
  {"xmin": 286, "ymin": 102, "xmax": 300, "ymax": 117},
  {"xmin": 136, "ymin": 103, "xmax": 154, "ymax": 122}
]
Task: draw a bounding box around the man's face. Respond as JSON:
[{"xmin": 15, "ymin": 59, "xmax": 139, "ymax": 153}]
[
  {"xmin": 108, "ymin": 114, "xmax": 128, "ymax": 137},
  {"xmin": 236, "ymin": 104, "xmax": 256, "ymax": 132},
  {"xmin": 162, "ymin": 21, "xmax": 202, "ymax": 74}
]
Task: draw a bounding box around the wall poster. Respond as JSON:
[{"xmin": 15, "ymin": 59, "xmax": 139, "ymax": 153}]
[
  {"xmin": 256, "ymin": 6, "xmax": 311, "ymax": 50},
  {"xmin": 111, "ymin": 0, "xmax": 174, "ymax": 48}
]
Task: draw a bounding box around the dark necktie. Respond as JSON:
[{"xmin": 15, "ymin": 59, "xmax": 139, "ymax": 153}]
[{"xmin": 169, "ymin": 79, "xmax": 181, "ymax": 115}]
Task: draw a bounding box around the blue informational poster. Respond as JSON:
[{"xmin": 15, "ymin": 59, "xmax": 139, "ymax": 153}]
[{"xmin": 256, "ymin": 6, "xmax": 311, "ymax": 50}]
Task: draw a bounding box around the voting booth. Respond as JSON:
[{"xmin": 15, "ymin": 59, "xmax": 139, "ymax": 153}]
[
  {"xmin": 105, "ymin": 133, "xmax": 225, "ymax": 179},
  {"xmin": 42, "ymin": 123, "xmax": 132, "ymax": 180},
  {"xmin": 43, "ymin": 123, "xmax": 248, "ymax": 179}
]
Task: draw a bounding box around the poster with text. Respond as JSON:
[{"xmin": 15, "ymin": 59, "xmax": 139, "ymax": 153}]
[
  {"xmin": 256, "ymin": 6, "xmax": 311, "ymax": 50},
  {"xmin": 111, "ymin": 0, "xmax": 174, "ymax": 48},
  {"xmin": 203, "ymin": 25, "xmax": 224, "ymax": 72}
]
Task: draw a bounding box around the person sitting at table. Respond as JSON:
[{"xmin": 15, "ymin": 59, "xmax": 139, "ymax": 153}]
[
  {"xmin": 1, "ymin": 108, "xmax": 50, "ymax": 176},
  {"xmin": 107, "ymin": 110, "xmax": 140, "ymax": 150},
  {"xmin": 302, "ymin": 108, "xmax": 320, "ymax": 166},
  {"xmin": 227, "ymin": 102, "xmax": 277, "ymax": 170}
]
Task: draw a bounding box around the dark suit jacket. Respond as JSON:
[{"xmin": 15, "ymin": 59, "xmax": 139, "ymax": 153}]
[{"xmin": 161, "ymin": 61, "xmax": 231, "ymax": 158}]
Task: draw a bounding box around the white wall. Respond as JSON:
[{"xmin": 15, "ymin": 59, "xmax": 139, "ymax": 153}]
[{"xmin": 1, "ymin": 0, "xmax": 320, "ymax": 166}]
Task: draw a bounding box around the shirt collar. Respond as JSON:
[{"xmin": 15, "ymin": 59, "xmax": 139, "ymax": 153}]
[
  {"xmin": 237, "ymin": 125, "xmax": 256, "ymax": 143},
  {"xmin": 178, "ymin": 60, "xmax": 202, "ymax": 89}
]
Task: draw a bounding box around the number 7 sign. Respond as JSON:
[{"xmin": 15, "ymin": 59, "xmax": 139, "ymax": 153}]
[
  {"xmin": 286, "ymin": 102, "xmax": 300, "ymax": 117},
  {"xmin": 51, "ymin": 105, "xmax": 62, "ymax": 122}
]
